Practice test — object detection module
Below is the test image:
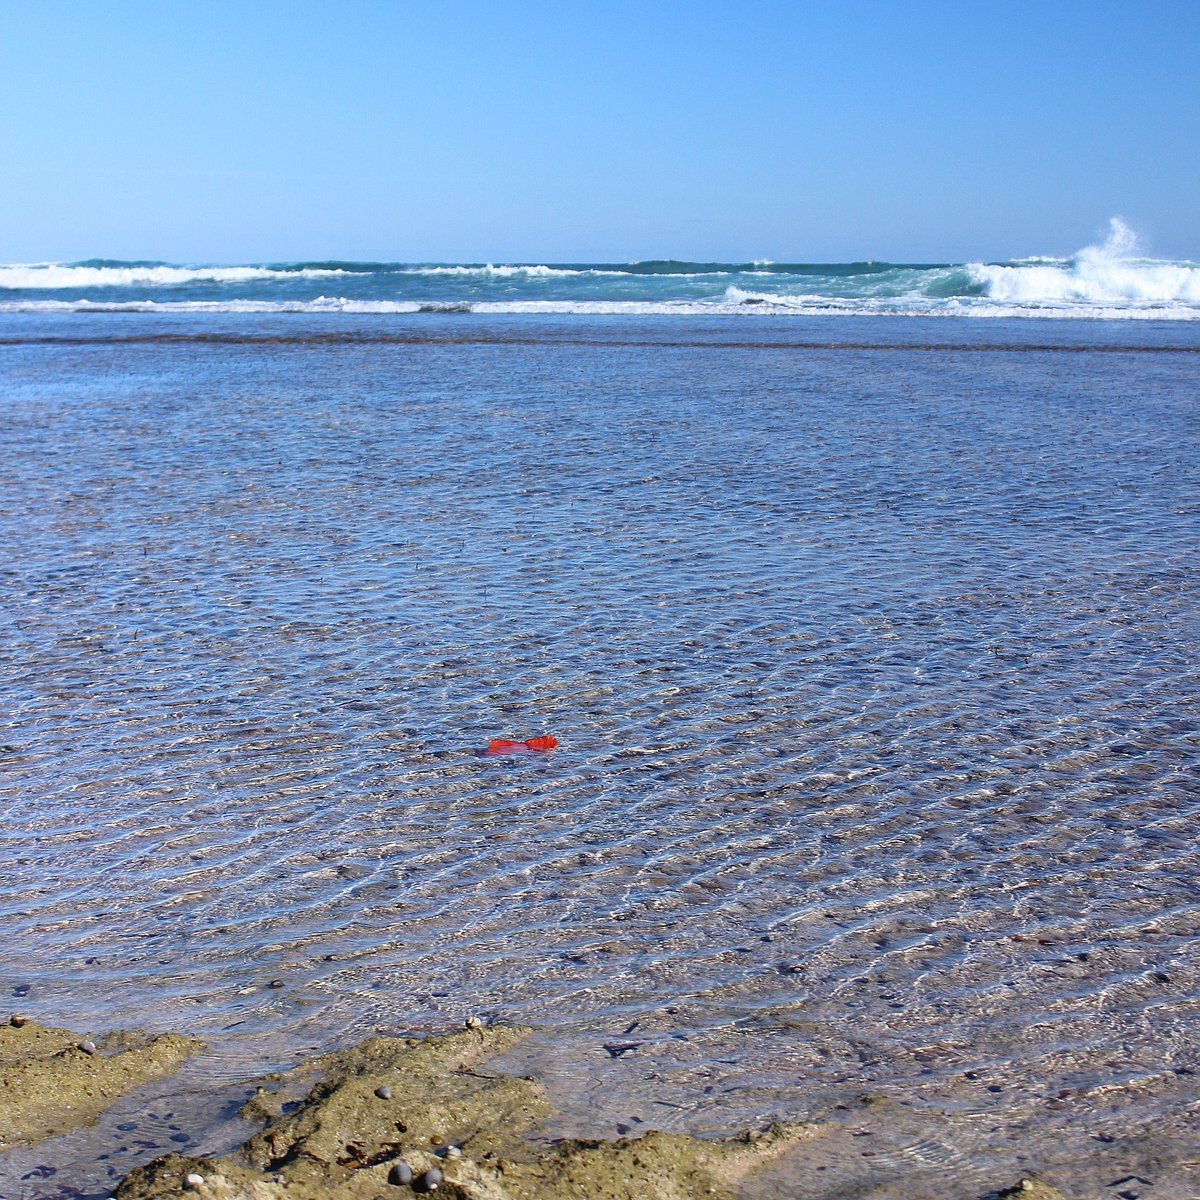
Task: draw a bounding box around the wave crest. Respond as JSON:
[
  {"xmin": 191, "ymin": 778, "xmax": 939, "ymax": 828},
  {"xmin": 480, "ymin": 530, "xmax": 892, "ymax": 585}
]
[
  {"xmin": 399, "ymin": 263, "xmax": 631, "ymax": 278},
  {"xmin": 0, "ymin": 263, "xmax": 351, "ymax": 289},
  {"xmin": 970, "ymin": 219, "xmax": 1200, "ymax": 307}
]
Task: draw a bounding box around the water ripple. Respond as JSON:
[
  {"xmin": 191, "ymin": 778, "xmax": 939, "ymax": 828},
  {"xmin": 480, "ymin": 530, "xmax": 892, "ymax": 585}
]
[{"xmin": 2, "ymin": 316, "xmax": 1198, "ymax": 1191}]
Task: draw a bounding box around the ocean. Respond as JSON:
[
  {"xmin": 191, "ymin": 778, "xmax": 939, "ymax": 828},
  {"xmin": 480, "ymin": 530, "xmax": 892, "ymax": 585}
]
[
  {"xmin": 2, "ymin": 221, "xmax": 1199, "ymax": 320},
  {"xmin": 1, "ymin": 245, "xmax": 1199, "ymax": 1196}
]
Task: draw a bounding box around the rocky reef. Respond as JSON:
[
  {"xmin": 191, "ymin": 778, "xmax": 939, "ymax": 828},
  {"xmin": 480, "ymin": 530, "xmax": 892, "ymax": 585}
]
[
  {"xmin": 0, "ymin": 1015, "xmax": 201, "ymax": 1149},
  {"xmin": 116, "ymin": 1024, "xmax": 813, "ymax": 1200}
]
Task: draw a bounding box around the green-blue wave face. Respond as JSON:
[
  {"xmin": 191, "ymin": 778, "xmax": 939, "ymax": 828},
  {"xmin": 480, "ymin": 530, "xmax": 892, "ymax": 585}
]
[{"xmin": 1, "ymin": 249, "xmax": 1197, "ymax": 316}]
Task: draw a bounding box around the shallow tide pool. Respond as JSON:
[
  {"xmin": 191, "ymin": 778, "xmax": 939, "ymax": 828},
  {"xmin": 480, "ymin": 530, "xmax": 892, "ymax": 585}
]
[{"xmin": 2, "ymin": 315, "xmax": 1198, "ymax": 1198}]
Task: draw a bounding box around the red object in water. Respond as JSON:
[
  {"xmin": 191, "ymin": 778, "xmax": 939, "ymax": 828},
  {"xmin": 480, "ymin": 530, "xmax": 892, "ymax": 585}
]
[
  {"xmin": 486, "ymin": 736, "xmax": 558, "ymax": 754},
  {"xmin": 486, "ymin": 739, "xmax": 524, "ymax": 754}
]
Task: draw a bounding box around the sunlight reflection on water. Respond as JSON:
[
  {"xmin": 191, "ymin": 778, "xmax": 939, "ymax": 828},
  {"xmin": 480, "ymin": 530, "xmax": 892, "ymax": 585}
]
[{"xmin": 2, "ymin": 316, "xmax": 1198, "ymax": 1195}]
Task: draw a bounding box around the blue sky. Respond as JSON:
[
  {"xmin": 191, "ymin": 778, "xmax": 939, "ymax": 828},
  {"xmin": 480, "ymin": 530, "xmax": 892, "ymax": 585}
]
[{"xmin": 2, "ymin": 1, "xmax": 1197, "ymax": 263}]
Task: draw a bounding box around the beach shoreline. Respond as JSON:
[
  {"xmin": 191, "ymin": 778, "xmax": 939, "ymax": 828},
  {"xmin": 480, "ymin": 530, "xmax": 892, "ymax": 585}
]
[{"xmin": 3, "ymin": 1015, "xmax": 1083, "ymax": 1200}]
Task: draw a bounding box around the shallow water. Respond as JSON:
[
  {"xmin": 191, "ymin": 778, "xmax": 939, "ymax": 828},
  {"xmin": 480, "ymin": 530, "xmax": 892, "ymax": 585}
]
[{"xmin": 2, "ymin": 315, "xmax": 1198, "ymax": 1198}]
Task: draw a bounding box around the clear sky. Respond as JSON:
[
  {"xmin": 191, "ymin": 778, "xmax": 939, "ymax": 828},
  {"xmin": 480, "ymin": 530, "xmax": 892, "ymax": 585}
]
[{"xmin": 2, "ymin": 0, "xmax": 1197, "ymax": 264}]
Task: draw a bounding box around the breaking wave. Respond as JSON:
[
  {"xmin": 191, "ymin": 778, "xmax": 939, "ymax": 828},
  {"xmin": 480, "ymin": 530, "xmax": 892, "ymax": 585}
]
[
  {"xmin": 968, "ymin": 219, "xmax": 1200, "ymax": 307},
  {"xmin": 398, "ymin": 263, "xmax": 631, "ymax": 278},
  {"xmin": 0, "ymin": 222, "xmax": 1196, "ymax": 317},
  {"xmin": 0, "ymin": 262, "xmax": 352, "ymax": 289}
]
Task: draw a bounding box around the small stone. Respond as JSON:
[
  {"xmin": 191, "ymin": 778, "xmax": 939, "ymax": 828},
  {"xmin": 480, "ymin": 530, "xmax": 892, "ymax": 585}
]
[
  {"xmin": 9, "ymin": 1014, "xmax": 27, "ymax": 1028},
  {"xmin": 183, "ymin": 1173, "xmax": 205, "ymax": 1191},
  {"xmin": 374, "ymin": 1085, "xmax": 392, "ymax": 1100},
  {"xmin": 439, "ymin": 1144, "xmax": 462, "ymax": 1159},
  {"xmin": 602, "ymin": 1041, "xmax": 642, "ymax": 1058},
  {"xmin": 415, "ymin": 1167, "xmax": 444, "ymax": 1192},
  {"xmin": 387, "ymin": 1160, "xmax": 414, "ymax": 1186},
  {"xmin": 268, "ymin": 979, "xmax": 284, "ymax": 989},
  {"xmin": 464, "ymin": 1015, "xmax": 484, "ymax": 1030},
  {"xmin": 79, "ymin": 1040, "xmax": 98, "ymax": 1055},
  {"xmin": 1020, "ymin": 1183, "xmax": 1034, "ymax": 1193}
]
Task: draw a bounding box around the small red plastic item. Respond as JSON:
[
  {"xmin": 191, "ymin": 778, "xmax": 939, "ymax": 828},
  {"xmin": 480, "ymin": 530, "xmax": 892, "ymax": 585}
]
[
  {"xmin": 487, "ymin": 739, "xmax": 524, "ymax": 754},
  {"xmin": 487, "ymin": 736, "xmax": 558, "ymax": 754}
]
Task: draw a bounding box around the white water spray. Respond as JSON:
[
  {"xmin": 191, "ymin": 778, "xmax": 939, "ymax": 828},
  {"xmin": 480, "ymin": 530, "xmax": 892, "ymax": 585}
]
[{"xmin": 971, "ymin": 218, "xmax": 1199, "ymax": 307}]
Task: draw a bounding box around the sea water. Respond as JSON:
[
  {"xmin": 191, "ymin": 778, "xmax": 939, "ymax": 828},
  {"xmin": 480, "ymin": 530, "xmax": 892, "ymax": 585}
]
[
  {"xmin": 3, "ymin": 219, "xmax": 1199, "ymax": 321},
  {"xmin": 1, "ymin": 300, "xmax": 1198, "ymax": 1196}
]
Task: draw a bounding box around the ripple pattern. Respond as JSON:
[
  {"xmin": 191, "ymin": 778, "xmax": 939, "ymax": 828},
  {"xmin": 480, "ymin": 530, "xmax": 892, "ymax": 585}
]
[{"xmin": 1, "ymin": 316, "xmax": 1198, "ymax": 1192}]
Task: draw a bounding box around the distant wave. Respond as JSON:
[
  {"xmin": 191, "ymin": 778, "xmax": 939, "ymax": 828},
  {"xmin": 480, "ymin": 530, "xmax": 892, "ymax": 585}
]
[
  {"xmin": 398, "ymin": 263, "xmax": 633, "ymax": 278},
  {"xmin": 0, "ymin": 262, "xmax": 352, "ymax": 289},
  {"xmin": 1, "ymin": 222, "xmax": 1196, "ymax": 317},
  {"xmin": 401, "ymin": 261, "xmax": 922, "ymax": 278}
]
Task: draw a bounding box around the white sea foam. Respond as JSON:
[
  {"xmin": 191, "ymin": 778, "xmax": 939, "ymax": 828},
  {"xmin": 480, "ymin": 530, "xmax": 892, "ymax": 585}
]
[
  {"xmin": 401, "ymin": 263, "xmax": 734, "ymax": 279},
  {"xmin": 0, "ymin": 264, "xmax": 351, "ymax": 289},
  {"xmin": 0, "ymin": 296, "xmax": 425, "ymax": 314},
  {"xmin": 973, "ymin": 260, "xmax": 1200, "ymax": 305},
  {"xmin": 969, "ymin": 218, "xmax": 1200, "ymax": 308},
  {"xmin": 724, "ymin": 285, "xmax": 869, "ymax": 308},
  {"xmin": 399, "ymin": 263, "xmax": 630, "ymax": 277},
  {"xmin": 4, "ymin": 295, "xmax": 1199, "ymax": 319}
]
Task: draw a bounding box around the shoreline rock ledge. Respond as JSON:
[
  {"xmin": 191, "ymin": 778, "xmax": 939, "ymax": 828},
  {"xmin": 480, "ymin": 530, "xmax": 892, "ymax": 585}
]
[
  {"xmin": 0, "ymin": 1016, "xmax": 202, "ymax": 1149},
  {"xmin": 115, "ymin": 1025, "xmax": 813, "ymax": 1200}
]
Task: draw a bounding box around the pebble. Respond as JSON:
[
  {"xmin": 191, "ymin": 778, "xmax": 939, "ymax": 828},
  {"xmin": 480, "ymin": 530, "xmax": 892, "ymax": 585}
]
[
  {"xmin": 78, "ymin": 1040, "xmax": 98, "ymax": 1055},
  {"xmin": 464, "ymin": 1015, "xmax": 484, "ymax": 1030},
  {"xmin": 374, "ymin": 1085, "xmax": 392, "ymax": 1100},
  {"xmin": 414, "ymin": 1167, "xmax": 444, "ymax": 1193},
  {"xmin": 183, "ymin": 1173, "xmax": 205, "ymax": 1191},
  {"xmin": 9, "ymin": 1014, "xmax": 27, "ymax": 1028},
  {"xmin": 438, "ymin": 1144, "xmax": 462, "ymax": 1159},
  {"xmin": 268, "ymin": 979, "xmax": 285, "ymax": 990},
  {"xmin": 387, "ymin": 1160, "xmax": 414, "ymax": 1186},
  {"xmin": 601, "ymin": 1041, "xmax": 641, "ymax": 1059}
]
